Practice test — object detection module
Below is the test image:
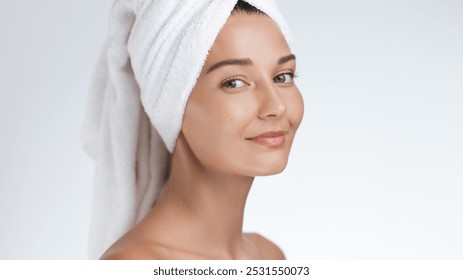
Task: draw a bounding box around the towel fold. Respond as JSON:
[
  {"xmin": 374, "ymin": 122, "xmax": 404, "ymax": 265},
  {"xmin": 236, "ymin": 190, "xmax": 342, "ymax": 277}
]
[{"xmin": 81, "ymin": 0, "xmax": 292, "ymax": 259}]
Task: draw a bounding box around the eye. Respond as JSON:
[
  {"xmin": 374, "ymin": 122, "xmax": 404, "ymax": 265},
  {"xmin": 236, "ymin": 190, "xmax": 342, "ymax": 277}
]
[
  {"xmin": 274, "ymin": 72, "xmax": 294, "ymax": 84},
  {"xmin": 221, "ymin": 78, "xmax": 247, "ymax": 89}
]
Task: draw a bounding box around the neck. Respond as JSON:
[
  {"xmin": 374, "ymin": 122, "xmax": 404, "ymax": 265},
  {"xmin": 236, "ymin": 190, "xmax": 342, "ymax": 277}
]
[{"xmin": 148, "ymin": 135, "xmax": 254, "ymax": 258}]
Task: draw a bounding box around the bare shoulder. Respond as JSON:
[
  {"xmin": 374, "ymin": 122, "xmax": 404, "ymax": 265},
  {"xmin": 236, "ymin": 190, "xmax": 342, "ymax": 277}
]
[
  {"xmin": 246, "ymin": 233, "xmax": 286, "ymax": 260},
  {"xmin": 100, "ymin": 240, "xmax": 171, "ymax": 260},
  {"xmin": 100, "ymin": 238, "xmax": 209, "ymax": 260}
]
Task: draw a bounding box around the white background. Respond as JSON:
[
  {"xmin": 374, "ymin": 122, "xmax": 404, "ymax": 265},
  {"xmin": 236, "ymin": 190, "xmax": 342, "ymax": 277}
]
[{"xmin": 0, "ymin": 0, "xmax": 462, "ymax": 259}]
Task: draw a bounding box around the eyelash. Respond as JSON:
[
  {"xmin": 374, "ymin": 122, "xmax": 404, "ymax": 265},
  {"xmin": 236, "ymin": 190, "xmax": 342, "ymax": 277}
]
[
  {"xmin": 220, "ymin": 72, "xmax": 298, "ymax": 89},
  {"xmin": 220, "ymin": 76, "xmax": 247, "ymax": 89}
]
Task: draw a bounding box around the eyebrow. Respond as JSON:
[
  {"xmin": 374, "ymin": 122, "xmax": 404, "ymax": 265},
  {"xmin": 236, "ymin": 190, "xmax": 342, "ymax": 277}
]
[
  {"xmin": 206, "ymin": 54, "xmax": 296, "ymax": 74},
  {"xmin": 278, "ymin": 54, "xmax": 296, "ymax": 64}
]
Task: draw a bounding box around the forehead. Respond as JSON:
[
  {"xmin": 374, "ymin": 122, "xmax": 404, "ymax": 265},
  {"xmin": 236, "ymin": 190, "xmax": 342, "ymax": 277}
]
[{"xmin": 205, "ymin": 13, "xmax": 290, "ymax": 65}]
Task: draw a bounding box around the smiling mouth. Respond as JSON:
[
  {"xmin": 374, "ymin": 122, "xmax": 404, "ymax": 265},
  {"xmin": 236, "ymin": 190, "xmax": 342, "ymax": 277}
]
[{"xmin": 246, "ymin": 131, "xmax": 287, "ymax": 148}]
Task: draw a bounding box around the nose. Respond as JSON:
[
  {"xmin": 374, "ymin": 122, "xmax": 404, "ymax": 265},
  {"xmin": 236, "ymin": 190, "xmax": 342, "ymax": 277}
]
[{"xmin": 256, "ymin": 81, "xmax": 287, "ymax": 120}]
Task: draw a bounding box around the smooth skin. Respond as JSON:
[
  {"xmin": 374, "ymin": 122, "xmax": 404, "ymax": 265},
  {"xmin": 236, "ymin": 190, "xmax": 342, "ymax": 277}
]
[{"xmin": 101, "ymin": 11, "xmax": 304, "ymax": 260}]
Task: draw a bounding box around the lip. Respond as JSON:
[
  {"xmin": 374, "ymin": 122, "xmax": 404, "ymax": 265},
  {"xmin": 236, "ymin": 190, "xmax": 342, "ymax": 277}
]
[{"xmin": 246, "ymin": 131, "xmax": 287, "ymax": 148}]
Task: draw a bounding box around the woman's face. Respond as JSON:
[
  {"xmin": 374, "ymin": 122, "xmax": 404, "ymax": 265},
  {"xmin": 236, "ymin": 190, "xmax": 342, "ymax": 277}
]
[{"xmin": 180, "ymin": 12, "xmax": 304, "ymax": 176}]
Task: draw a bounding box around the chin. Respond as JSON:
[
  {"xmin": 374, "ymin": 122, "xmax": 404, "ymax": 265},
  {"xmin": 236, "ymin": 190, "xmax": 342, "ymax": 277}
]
[{"xmin": 249, "ymin": 157, "xmax": 289, "ymax": 176}]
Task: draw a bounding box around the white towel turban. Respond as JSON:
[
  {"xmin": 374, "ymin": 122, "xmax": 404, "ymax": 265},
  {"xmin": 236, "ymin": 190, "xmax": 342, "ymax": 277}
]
[{"xmin": 81, "ymin": 0, "xmax": 292, "ymax": 259}]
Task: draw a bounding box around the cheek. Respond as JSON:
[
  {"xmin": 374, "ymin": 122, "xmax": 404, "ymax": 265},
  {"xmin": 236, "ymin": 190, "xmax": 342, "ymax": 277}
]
[
  {"xmin": 182, "ymin": 94, "xmax": 256, "ymax": 163},
  {"xmin": 182, "ymin": 99, "xmax": 220, "ymax": 153},
  {"xmin": 286, "ymin": 89, "xmax": 304, "ymax": 131}
]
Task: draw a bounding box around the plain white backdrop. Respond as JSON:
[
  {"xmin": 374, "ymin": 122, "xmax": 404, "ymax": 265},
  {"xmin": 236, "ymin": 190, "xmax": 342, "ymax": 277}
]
[{"xmin": 0, "ymin": 0, "xmax": 462, "ymax": 259}]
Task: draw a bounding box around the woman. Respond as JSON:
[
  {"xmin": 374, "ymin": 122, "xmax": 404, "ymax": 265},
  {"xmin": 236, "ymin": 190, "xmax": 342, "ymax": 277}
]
[{"xmin": 83, "ymin": 0, "xmax": 303, "ymax": 260}]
